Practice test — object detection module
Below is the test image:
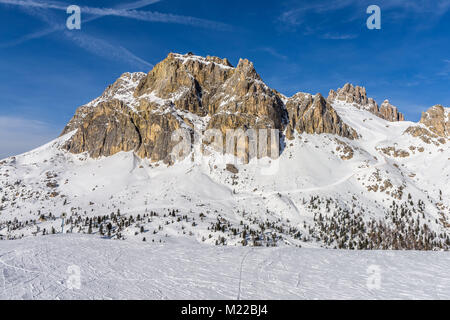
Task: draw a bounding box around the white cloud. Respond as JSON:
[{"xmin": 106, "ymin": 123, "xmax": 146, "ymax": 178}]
[
  {"xmin": 321, "ymin": 33, "xmax": 358, "ymax": 40},
  {"xmin": 79, "ymin": 8, "xmax": 231, "ymax": 31},
  {"xmin": 257, "ymin": 47, "xmax": 288, "ymax": 60},
  {"xmin": 0, "ymin": 0, "xmax": 231, "ymax": 67},
  {"xmin": 0, "ymin": 0, "xmax": 162, "ymax": 47},
  {"xmin": 0, "ymin": 0, "xmax": 231, "ymax": 30},
  {"xmin": 279, "ymin": 0, "xmax": 356, "ymax": 27},
  {"xmin": 437, "ymin": 59, "xmax": 450, "ymax": 77},
  {"xmin": 1, "ymin": 2, "xmax": 154, "ymax": 69},
  {"xmin": 278, "ymin": 0, "xmax": 450, "ymax": 30},
  {"xmin": 64, "ymin": 31, "xmax": 154, "ymax": 69},
  {"xmin": 0, "ymin": 116, "xmax": 58, "ymax": 159}
]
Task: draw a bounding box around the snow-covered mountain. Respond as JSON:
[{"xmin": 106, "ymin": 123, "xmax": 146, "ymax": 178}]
[{"xmin": 1, "ymin": 52, "xmax": 449, "ymax": 251}]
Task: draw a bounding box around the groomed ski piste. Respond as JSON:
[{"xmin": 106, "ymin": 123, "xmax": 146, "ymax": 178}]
[{"xmin": 2, "ymin": 234, "xmax": 450, "ymax": 299}]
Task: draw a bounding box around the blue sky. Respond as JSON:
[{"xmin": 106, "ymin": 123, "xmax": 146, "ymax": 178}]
[{"xmin": 0, "ymin": 0, "xmax": 449, "ymax": 158}]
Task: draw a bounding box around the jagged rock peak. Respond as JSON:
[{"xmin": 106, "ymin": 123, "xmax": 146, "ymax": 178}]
[
  {"xmin": 285, "ymin": 92, "xmax": 359, "ymax": 140},
  {"xmin": 60, "ymin": 53, "xmax": 360, "ymax": 163},
  {"xmin": 236, "ymin": 58, "xmax": 261, "ymax": 80},
  {"xmin": 380, "ymin": 100, "xmax": 405, "ymax": 122},
  {"xmin": 328, "ymin": 83, "xmax": 372, "ymax": 106},
  {"xmin": 420, "ymin": 105, "xmax": 449, "ymax": 137},
  {"xmin": 93, "ymin": 72, "xmax": 147, "ymax": 106},
  {"xmin": 328, "ymin": 83, "xmax": 405, "ymax": 122},
  {"xmin": 62, "ymin": 72, "xmax": 147, "ymax": 134},
  {"xmin": 61, "ymin": 52, "xmax": 286, "ymax": 163},
  {"xmin": 170, "ymin": 52, "xmax": 234, "ymax": 68},
  {"xmin": 403, "ymin": 104, "xmax": 449, "ymax": 145}
]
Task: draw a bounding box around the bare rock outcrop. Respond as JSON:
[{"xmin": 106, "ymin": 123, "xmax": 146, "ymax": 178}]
[
  {"xmin": 61, "ymin": 53, "xmax": 360, "ymax": 164},
  {"xmin": 134, "ymin": 53, "xmax": 235, "ymax": 116},
  {"xmin": 419, "ymin": 105, "xmax": 449, "ymax": 137},
  {"xmin": 404, "ymin": 105, "xmax": 449, "ymax": 144},
  {"xmin": 328, "ymin": 83, "xmax": 405, "ymax": 122},
  {"xmin": 285, "ymin": 93, "xmax": 358, "ymax": 140},
  {"xmin": 206, "ymin": 58, "xmax": 286, "ymax": 134},
  {"xmin": 379, "ymin": 100, "xmax": 405, "ymax": 122}
]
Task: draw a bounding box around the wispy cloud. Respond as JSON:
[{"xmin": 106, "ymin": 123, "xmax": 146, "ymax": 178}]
[
  {"xmin": 0, "ymin": 0, "xmax": 232, "ymax": 67},
  {"xmin": 381, "ymin": 0, "xmax": 450, "ymax": 15},
  {"xmin": 437, "ymin": 59, "xmax": 450, "ymax": 77},
  {"xmin": 321, "ymin": 33, "xmax": 358, "ymax": 40},
  {"xmin": 80, "ymin": 8, "xmax": 231, "ymax": 31},
  {"xmin": 0, "ymin": 0, "xmax": 162, "ymax": 47},
  {"xmin": 0, "ymin": 0, "xmax": 232, "ymax": 31},
  {"xmin": 0, "ymin": 116, "xmax": 58, "ymax": 159},
  {"xmin": 278, "ymin": 0, "xmax": 450, "ymax": 33},
  {"xmin": 0, "ymin": 0, "xmax": 158, "ymax": 69},
  {"xmin": 0, "ymin": 0, "xmax": 159, "ymax": 10},
  {"xmin": 279, "ymin": 0, "xmax": 356, "ymax": 28},
  {"xmin": 257, "ymin": 47, "xmax": 288, "ymax": 60},
  {"xmin": 64, "ymin": 31, "xmax": 153, "ymax": 69},
  {"xmin": 113, "ymin": 0, "xmax": 161, "ymax": 10}
]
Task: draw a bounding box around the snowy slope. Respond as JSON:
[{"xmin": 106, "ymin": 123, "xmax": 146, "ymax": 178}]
[
  {"xmin": 2, "ymin": 234, "xmax": 450, "ymax": 300},
  {"xmin": 0, "ymin": 74, "xmax": 449, "ymax": 251}
]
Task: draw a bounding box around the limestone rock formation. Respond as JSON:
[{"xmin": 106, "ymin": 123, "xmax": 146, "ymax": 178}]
[
  {"xmin": 328, "ymin": 83, "xmax": 372, "ymax": 106},
  {"xmin": 285, "ymin": 93, "xmax": 358, "ymax": 140},
  {"xmin": 379, "ymin": 100, "xmax": 405, "ymax": 122},
  {"xmin": 62, "ymin": 72, "xmax": 147, "ymax": 134},
  {"xmin": 419, "ymin": 105, "xmax": 449, "ymax": 137},
  {"xmin": 206, "ymin": 58, "xmax": 286, "ymax": 134},
  {"xmin": 134, "ymin": 52, "xmax": 235, "ymax": 117},
  {"xmin": 328, "ymin": 83, "xmax": 405, "ymax": 122},
  {"xmin": 61, "ymin": 53, "xmax": 359, "ymax": 163},
  {"xmin": 404, "ymin": 105, "xmax": 449, "ymax": 144}
]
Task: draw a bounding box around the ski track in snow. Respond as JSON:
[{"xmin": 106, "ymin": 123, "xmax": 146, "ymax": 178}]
[{"xmin": 1, "ymin": 234, "xmax": 450, "ymax": 300}]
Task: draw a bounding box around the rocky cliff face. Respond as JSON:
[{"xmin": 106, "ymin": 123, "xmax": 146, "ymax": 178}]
[
  {"xmin": 419, "ymin": 105, "xmax": 449, "ymax": 137},
  {"xmin": 379, "ymin": 100, "xmax": 405, "ymax": 122},
  {"xmin": 328, "ymin": 83, "xmax": 405, "ymax": 122},
  {"xmin": 328, "ymin": 83, "xmax": 375, "ymax": 108},
  {"xmin": 61, "ymin": 53, "xmax": 361, "ymax": 163},
  {"xmin": 62, "ymin": 71, "xmax": 186, "ymax": 163},
  {"xmin": 285, "ymin": 92, "xmax": 359, "ymax": 140},
  {"xmin": 404, "ymin": 105, "xmax": 449, "ymax": 144}
]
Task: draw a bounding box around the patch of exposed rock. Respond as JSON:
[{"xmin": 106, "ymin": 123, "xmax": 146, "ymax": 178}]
[
  {"xmin": 61, "ymin": 53, "xmax": 360, "ymax": 163},
  {"xmin": 404, "ymin": 105, "xmax": 449, "ymax": 145},
  {"xmin": 285, "ymin": 93, "xmax": 359, "ymax": 140},
  {"xmin": 379, "ymin": 100, "xmax": 405, "ymax": 122},
  {"xmin": 328, "ymin": 83, "xmax": 405, "ymax": 122},
  {"xmin": 419, "ymin": 105, "xmax": 449, "ymax": 137}
]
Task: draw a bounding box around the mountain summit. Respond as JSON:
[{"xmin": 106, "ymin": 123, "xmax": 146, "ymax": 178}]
[
  {"xmin": 328, "ymin": 83, "xmax": 405, "ymax": 122},
  {"xmin": 1, "ymin": 52, "xmax": 449, "ymax": 250},
  {"xmin": 60, "ymin": 53, "xmax": 390, "ymax": 163}
]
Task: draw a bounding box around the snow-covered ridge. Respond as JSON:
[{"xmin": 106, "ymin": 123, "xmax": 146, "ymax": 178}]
[
  {"xmin": 83, "ymin": 72, "xmax": 194, "ymax": 114},
  {"xmin": 85, "ymin": 72, "xmax": 147, "ymax": 111},
  {"xmin": 172, "ymin": 52, "xmax": 234, "ymax": 69}
]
